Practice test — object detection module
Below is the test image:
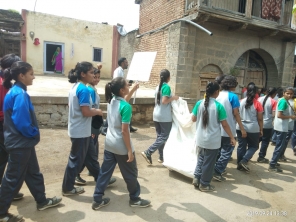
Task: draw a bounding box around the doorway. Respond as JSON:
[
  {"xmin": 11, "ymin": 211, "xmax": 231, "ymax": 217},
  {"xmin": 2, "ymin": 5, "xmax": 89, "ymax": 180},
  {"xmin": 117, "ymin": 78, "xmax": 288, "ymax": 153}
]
[
  {"xmin": 234, "ymin": 50, "xmax": 267, "ymax": 97},
  {"xmin": 44, "ymin": 42, "xmax": 64, "ymax": 74}
]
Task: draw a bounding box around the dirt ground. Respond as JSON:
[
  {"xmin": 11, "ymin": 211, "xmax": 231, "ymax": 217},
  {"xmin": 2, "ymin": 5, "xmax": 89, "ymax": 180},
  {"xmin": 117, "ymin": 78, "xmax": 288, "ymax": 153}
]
[{"xmin": 7, "ymin": 125, "xmax": 296, "ymax": 222}]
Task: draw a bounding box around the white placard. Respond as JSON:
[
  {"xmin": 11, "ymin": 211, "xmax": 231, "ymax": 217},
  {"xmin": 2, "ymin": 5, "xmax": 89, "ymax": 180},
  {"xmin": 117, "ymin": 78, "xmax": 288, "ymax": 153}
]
[{"xmin": 126, "ymin": 52, "xmax": 157, "ymax": 81}]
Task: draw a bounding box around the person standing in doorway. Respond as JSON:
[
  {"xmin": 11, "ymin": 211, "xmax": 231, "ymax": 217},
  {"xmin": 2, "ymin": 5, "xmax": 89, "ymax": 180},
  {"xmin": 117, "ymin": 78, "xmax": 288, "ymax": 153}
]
[
  {"xmin": 141, "ymin": 69, "xmax": 179, "ymax": 165},
  {"xmin": 113, "ymin": 57, "xmax": 139, "ymax": 132},
  {"xmin": 52, "ymin": 47, "xmax": 63, "ymax": 73}
]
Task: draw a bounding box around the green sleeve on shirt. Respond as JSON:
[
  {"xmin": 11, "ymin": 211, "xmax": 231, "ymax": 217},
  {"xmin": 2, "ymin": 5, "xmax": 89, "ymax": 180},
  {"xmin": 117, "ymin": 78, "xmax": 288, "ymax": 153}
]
[
  {"xmin": 192, "ymin": 100, "xmax": 202, "ymax": 116},
  {"xmin": 215, "ymin": 101, "xmax": 227, "ymax": 121},
  {"xmin": 161, "ymin": 84, "xmax": 171, "ymax": 97},
  {"xmin": 278, "ymin": 99, "xmax": 288, "ymax": 111},
  {"xmin": 119, "ymin": 100, "xmax": 132, "ymax": 123}
]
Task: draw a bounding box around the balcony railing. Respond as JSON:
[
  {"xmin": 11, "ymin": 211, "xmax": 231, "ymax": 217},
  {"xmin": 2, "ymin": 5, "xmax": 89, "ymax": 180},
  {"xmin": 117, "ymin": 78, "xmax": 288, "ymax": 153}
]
[{"xmin": 186, "ymin": 0, "xmax": 294, "ymax": 26}]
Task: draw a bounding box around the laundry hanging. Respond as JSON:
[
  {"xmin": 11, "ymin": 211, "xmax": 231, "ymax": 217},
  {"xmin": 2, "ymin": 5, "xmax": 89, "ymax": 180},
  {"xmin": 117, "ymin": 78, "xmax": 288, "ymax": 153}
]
[{"xmin": 262, "ymin": 0, "xmax": 282, "ymax": 21}]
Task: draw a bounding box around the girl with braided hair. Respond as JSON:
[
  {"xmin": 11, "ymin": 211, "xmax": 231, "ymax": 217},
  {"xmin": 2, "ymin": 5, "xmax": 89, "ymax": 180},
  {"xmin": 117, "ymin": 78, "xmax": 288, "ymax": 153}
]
[
  {"xmin": 257, "ymin": 87, "xmax": 277, "ymax": 163},
  {"xmin": 236, "ymin": 84, "xmax": 263, "ymax": 172},
  {"xmin": 191, "ymin": 81, "xmax": 235, "ymax": 192},
  {"xmin": 93, "ymin": 77, "xmax": 151, "ymax": 210},
  {"xmin": 213, "ymin": 75, "xmax": 246, "ymax": 182},
  {"xmin": 141, "ymin": 69, "xmax": 179, "ymax": 165}
]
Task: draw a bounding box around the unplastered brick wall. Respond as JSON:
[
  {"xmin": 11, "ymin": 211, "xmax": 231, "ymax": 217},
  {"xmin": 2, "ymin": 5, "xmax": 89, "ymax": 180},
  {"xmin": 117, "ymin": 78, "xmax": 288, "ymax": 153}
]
[
  {"xmin": 139, "ymin": 0, "xmax": 186, "ymax": 34},
  {"xmin": 137, "ymin": 31, "xmax": 169, "ymax": 87},
  {"xmin": 119, "ymin": 30, "xmax": 168, "ymax": 88}
]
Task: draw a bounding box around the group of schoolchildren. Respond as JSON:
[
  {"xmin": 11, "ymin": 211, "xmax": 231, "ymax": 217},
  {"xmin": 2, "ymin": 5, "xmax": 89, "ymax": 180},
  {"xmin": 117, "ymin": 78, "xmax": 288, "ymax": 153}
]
[
  {"xmin": 0, "ymin": 55, "xmax": 149, "ymax": 222},
  {"xmin": 142, "ymin": 71, "xmax": 296, "ymax": 192},
  {"xmin": 0, "ymin": 52, "xmax": 295, "ymax": 221},
  {"xmin": 190, "ymin": 76, "xmax": 296, "ymax": 191}
]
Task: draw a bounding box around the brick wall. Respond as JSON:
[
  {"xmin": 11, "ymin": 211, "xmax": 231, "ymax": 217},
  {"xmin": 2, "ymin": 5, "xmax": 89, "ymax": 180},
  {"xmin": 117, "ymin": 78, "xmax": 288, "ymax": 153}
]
[
  {"xmin": 137, "ymin": 31, "xmax": 169, "ymax": 87},
  {"xmin": 119, "ymin": 28, "xmax": 169, "ymax": 88},
  {"xmin": 118, "ymin": 0, "xmax": 186, "ymax": 88},
  {"xmin": 139, "ymin": 0, "xmax": 185, "ymax": 34}
]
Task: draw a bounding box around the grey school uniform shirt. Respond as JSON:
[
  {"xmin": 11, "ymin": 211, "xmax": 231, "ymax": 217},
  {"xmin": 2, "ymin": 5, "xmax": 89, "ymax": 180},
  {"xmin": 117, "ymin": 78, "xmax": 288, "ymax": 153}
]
[
  {"xmin": 68, "ymin": 82, "xmax": 93, "ymax": 138},
  {"xmin": 288, "ymin": 99, "xmax": 294, "ymax": 131},
  {"xmin": 105, "ymin": 96, "xmax": 134, "ymax": 155},
  {"xmin": 216, "ymin": 90, "xmax": 240, "ymax": 137},
  {"xmin": 274, "ymin": 98, "xmax": 290, "ymax": 132},
  {"xmin": 153, "ymin": 83, "xmax": 172, "ymax": 122},
  {"xmin": 192, "ymin": 98, "xmax": 227, "ymax": 149},
  {"xmin": 257, "ymin": 96, "xmax": 277, "ymax": 129},
  {"xmin": 236, "ymin": 98, "xmax": 263, "ymax": 133}
]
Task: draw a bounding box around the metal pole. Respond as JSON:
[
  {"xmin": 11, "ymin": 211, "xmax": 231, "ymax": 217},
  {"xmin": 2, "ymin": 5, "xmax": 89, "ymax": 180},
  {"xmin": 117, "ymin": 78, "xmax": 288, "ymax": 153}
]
[{"xmin": 183, "ymin": 19, "xmax": 213, "ymax": 36}]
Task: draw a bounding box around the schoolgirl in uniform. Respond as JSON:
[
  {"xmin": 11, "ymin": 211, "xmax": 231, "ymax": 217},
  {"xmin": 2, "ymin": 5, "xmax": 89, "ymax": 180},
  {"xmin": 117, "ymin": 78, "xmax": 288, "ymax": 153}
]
[
  {"xmin": 269, "ymin": 87, "xmax": 296, "ymax": 172},
  {"xmin": 0, "ymin": 54, "xmax": 24, "ymax": 201},
  {"xmin": 141, "ymin": 69, "xmax": 179, "ymax": 164},
  {"xmin": 278, "ymin": 95, "xmax": 295, "ymax": 161},
  {"xmin": 0, "ymin": 62, "xmax": 62, "ymax": 222},
  {"xmin": 62, "ymin": 62, "xmax": 104, "ymax": 195},
  {"xmin": 236, "ymin": 84, "xmax": 263, "ymax": 172},
  {"xmin": 271, "ymin": 87, "xmax": 284, "ymax": 145},
  {"xmin": 257, "ymin": 87, "xmax": 277, "ymax": 163},
  {"xmin": 213, "ymin": 75, "xmax": 246, "ymax": 182},
  {"xmin": 92, "ymin": 77, "xmax": 150, "ymax": 209},
  {"xmin": 290, "ymin": 89, "xmax": 296, "ymax": 156},
  {"xmin": 75, "ymin": 68, "xmax": 116, "ymax": 186},
  {"xmin": 192, "ymin": 81, "xmax": 236, "ymax": 192}
]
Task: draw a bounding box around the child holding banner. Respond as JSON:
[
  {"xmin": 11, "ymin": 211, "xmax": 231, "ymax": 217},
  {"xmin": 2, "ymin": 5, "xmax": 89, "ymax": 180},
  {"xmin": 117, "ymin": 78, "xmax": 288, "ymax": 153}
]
[
  {"xmin": 191, "ymin": 81, "xmax": 236, "ymax": 191},
  {"xmin": 141, "ymin": 69, "xmax": 179, "ymax": 164}
]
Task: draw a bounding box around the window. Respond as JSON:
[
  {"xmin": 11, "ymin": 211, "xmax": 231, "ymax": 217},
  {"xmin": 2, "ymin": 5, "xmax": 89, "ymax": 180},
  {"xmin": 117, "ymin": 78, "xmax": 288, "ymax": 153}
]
[{"xmin": 93, "ymin": 48, "xmax": 102, "ymax": 62}]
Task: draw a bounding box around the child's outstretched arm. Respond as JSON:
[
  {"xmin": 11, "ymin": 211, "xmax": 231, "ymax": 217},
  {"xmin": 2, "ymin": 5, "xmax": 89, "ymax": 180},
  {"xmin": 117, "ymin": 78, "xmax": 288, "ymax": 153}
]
[
  {"xmin": 221, "ymin": 120, "xmax": 236, "ymax": 147},
  {"xmin": 125, "ymin": 83, "xmax": 139, "ymax": 102}
]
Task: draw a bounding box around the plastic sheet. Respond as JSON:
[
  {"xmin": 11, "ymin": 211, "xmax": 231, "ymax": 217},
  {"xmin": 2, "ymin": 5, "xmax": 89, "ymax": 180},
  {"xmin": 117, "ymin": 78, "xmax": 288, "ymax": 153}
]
[{"xmin": 163, "ymin": 98, "xmax": 198, "ymax": 178}]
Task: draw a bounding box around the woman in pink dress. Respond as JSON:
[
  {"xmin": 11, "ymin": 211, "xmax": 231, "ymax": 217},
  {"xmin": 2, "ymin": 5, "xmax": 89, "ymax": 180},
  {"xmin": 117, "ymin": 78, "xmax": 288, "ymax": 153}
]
[{"xmin": 51, "ymin": 47, "xmax": 63, "ymax": 73}]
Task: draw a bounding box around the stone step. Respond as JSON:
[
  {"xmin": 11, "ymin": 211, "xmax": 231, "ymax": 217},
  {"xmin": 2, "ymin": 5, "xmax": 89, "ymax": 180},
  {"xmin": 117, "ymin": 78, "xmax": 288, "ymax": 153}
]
[{"xmin": 99, "ymin": 103, "xmax": 108, "ymax": 110}]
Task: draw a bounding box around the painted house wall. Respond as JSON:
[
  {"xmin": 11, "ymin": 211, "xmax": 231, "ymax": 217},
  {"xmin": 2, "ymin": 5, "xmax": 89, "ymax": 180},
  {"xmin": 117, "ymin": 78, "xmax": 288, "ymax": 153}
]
[{"xmin": 23, "ymin": 10, "xmax": 113, "ymax": 78}]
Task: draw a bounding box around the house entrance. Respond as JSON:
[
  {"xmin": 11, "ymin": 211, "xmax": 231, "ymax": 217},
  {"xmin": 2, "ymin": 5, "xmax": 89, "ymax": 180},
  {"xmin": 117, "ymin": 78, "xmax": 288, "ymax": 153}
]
[
  {"xmin": 197, "ymin": 64, "xmax": 221, "ymax": 99},
  {"xmin": 44, "ymin": 42, "xmax": 64, "ymax": 74},
  {"xmin": 234, "ymin": 50, "xmax": 267, "ymax": 97}
]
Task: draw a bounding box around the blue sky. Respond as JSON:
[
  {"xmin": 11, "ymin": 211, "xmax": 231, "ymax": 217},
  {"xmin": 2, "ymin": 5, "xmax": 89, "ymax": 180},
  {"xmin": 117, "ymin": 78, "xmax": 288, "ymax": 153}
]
[{"xmin": 1, "ymin": 0, "xmax": 140, "ymax": 32}]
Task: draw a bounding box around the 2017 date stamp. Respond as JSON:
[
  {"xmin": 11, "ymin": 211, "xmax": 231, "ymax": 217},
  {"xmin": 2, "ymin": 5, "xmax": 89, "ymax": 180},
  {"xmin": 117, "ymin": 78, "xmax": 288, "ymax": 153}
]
[{"xmin": 247, "ymin": 210, "xmax": 287, "ymax": 217}]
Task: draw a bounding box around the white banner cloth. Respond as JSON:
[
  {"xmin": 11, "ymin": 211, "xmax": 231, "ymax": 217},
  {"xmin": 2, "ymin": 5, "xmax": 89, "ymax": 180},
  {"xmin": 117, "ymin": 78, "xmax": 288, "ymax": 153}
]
[{"xmin": 163, "ymin": 98, "xmax": 198, "ymax": 178}]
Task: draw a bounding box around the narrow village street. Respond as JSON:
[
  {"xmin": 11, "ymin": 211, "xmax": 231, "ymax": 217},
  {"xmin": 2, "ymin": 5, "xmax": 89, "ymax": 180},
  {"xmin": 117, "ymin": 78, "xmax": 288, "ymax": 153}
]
[
  {"xmin": 2, "ymin": 1, "xmax": 296, "ymax": 221},
  {"xmin": 7, "ymin": 127, "xmax": 296, "ymax": 222}
]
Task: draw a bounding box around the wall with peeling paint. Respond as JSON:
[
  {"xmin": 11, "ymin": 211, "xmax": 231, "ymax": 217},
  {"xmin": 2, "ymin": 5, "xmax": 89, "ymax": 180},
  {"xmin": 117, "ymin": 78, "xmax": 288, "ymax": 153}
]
[{"xmin": 24, "ymin": 10, "xmax": 113, "ymax": 78}]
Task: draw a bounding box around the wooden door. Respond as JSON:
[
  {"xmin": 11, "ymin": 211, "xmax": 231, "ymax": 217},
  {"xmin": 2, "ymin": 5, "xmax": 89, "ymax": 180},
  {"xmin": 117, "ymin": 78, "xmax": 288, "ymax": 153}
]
[
  {"xmin": 246, "ymin": 70, "xmax": 264, "ymax": 88},
  {"xmin": 197, "ymin": 73, "xmax": 219, "ymax": 99},
  {"xmin": 4, "ymin": 40, "xmax": 20, "ymax": 56}
]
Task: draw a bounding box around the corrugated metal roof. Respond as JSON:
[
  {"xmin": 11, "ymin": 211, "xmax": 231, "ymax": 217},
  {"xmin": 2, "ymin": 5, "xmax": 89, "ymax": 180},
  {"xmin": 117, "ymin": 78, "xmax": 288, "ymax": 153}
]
[{"xmin": 0, "ymin": 9, "xmax": 23, "ymax": 23}]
